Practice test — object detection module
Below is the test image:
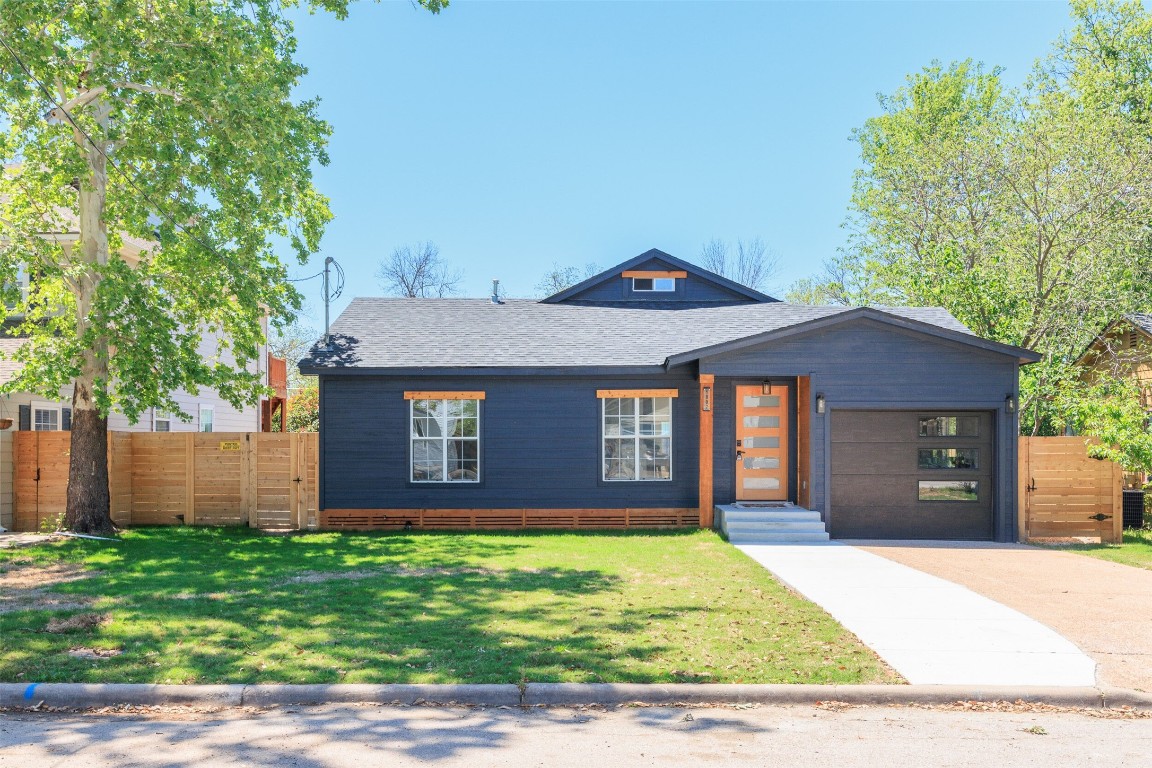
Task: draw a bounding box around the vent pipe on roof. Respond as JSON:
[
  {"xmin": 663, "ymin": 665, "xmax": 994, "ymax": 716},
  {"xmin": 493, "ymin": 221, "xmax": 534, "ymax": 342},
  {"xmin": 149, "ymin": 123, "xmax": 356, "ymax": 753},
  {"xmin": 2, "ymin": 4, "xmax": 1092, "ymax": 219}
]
[{"xmin": 491, "ymin": 279, "xmax": 503, "ymax": 305}]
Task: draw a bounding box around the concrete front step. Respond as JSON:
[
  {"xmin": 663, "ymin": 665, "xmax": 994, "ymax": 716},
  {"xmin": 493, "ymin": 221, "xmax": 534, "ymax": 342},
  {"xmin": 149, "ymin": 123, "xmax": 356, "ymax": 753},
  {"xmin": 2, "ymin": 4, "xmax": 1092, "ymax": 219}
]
[
  {"xmin": 729, "ymin": 532, "xmax": 832, "ymax": 543},
  {"xmin": 722, "ymin": 509, "xmax": 824, "ymax": 523},
  {"xmin": 716, "ymin": 503, "xmax": 830, "ymax": 543}
]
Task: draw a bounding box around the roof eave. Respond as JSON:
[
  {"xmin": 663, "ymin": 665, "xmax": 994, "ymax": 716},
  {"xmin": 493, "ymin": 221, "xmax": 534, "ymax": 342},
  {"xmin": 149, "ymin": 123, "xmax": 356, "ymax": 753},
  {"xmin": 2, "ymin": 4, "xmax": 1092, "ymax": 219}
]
[{"xmin": 664, "ymin": 307, "xmax": 1041, "ymax": 367}]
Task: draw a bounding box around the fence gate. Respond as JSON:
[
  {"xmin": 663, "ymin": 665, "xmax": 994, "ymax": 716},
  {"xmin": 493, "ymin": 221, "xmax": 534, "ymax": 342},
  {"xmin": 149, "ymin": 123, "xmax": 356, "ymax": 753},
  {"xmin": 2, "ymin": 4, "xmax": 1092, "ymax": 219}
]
[
  {"xmin": 13, "ymin": 431, "xmax": 72, "ymax": 531},
  {"xmin": 1019, "ymin": 437, "xmax": 1123, "ymax": 543},
  {"xmin": 11, "ymin": 431, "xmax": 318, "ymax": 531}
]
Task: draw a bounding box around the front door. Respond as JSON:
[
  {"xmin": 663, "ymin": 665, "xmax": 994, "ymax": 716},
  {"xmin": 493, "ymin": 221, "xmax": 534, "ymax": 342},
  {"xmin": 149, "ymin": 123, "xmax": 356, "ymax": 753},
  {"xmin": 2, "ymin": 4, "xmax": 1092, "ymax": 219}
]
[{"xmin": 736, "ymin": 384, "xmax": 790, "ymax": 501}]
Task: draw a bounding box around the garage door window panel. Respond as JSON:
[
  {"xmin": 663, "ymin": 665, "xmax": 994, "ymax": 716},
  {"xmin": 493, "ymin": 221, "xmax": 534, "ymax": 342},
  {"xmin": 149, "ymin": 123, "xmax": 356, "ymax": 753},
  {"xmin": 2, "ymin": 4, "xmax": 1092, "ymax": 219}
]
[
  {"xmin": 917, "ymin": 448, "xmax": 979, "ymax": 470},
  {"xmin": 919, "ymin": 416, "xmax": 979, "ymax": 437},
  {"xmin": 918, "ymin": 480, "xmax": 979, "ymax": 502}
]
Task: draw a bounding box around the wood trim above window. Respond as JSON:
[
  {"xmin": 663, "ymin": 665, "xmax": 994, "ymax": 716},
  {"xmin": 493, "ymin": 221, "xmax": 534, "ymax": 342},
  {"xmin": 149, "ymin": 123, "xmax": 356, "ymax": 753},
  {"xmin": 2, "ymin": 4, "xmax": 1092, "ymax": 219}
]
[
  {"xmin": 596, "ymin": 389, "xmax": 679, "ymax": 399},
  {"xmin": 404, "ymin": 391, "xmax": 487, "ymax": 400},
  {"xmin": 621, "ymin": 270, "xmax": 688, "ymax": 279}
]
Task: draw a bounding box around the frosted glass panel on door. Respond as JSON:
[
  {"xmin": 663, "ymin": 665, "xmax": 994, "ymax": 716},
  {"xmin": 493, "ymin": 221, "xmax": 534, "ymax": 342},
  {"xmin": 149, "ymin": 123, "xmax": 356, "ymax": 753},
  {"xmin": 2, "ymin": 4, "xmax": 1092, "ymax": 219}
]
[
  {"xmin": 743, "ymin": 416, "xmax": 780, "ymax": 428},
  {"xmin": 743, "ymin": 457, "xmax": 780, "ymax": 470},
  {"xmin": 744, "ymin": 436, "xmax": 780, "ymax": 448},
  {"xmin": 743, "ymin": 396, "xmax": 781, "ymax": 408},
  {"xmin": 742, "ymin": 478, "xmax": 781, "ymax": 490}
]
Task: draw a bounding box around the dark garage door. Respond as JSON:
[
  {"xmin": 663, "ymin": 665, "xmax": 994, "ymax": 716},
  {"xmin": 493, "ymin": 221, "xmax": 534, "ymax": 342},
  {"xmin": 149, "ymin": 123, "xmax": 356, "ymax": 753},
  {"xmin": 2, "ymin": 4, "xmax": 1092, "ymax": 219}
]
[{"xmin": 830, "ymin": 410, "xmax": 994, "ymax": 540}]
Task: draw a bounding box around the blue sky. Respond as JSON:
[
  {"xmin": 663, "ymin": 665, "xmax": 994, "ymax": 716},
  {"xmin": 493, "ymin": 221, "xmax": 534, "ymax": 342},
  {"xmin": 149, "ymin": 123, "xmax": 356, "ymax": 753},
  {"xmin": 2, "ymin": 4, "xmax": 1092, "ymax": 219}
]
[{"xmin": 287, "ymin": 1, "xmax": 1073, "ymax": 326}]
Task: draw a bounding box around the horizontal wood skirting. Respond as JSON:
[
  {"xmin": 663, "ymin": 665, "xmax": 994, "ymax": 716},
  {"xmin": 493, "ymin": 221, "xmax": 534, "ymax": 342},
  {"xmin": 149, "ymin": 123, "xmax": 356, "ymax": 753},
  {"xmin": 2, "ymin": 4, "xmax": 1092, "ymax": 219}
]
[
  {"xmin": 595, "ymin": 389, "xmax": 679, "ymax": 399},
  {"xmin": 320, "ymin": 508, "xmax": 699, "ymax": 531},
  {"xmin": 621, "ymin": 270, "xmax": 688, "ymax": 279},
  {"xmin": 403, "ymin": 391, "xmax": 487, "ymax": 400}
]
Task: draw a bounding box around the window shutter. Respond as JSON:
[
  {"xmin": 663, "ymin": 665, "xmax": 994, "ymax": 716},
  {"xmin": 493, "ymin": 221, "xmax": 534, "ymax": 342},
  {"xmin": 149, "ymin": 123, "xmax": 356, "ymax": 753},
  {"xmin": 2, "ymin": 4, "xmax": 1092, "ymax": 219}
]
[
  {"xmin": 18, "ymin": 404, "xmax": 30, "ymax": 431},
  {"xmin": 62, "ymin": 408, "xmax": 71, "ymax": 431}
]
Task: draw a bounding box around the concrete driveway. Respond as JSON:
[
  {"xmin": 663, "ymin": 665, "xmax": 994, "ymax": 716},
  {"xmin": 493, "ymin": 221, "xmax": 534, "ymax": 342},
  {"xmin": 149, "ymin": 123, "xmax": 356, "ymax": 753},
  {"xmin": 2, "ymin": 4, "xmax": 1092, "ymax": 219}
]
[
  {"xmin": 737, "ymin": 542, "xmax": 1097, "ymax": 687},
  {"xmin": 853, "ymin": 541, "xmax": 1152, "ymax": 692}
]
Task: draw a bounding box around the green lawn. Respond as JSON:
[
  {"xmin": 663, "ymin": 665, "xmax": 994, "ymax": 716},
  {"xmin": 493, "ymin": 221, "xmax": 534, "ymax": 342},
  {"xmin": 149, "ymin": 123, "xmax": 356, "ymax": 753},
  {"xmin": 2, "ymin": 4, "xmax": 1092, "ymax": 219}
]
[
  {"xmin": 1051, "ymin": 527, "xmax": 1152, "ymax": 571},
  {"xmin": 0, "ymin": 527, "xmax": 899, "ymax": 686}
]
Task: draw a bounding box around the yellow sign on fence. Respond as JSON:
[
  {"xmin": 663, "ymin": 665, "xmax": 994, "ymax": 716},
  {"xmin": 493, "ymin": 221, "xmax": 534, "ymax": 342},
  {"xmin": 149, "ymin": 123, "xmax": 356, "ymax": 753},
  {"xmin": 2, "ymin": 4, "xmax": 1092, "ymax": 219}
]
[{"xmin": 219, "ymin": 440, "xmax": 242, "ymax": 451}]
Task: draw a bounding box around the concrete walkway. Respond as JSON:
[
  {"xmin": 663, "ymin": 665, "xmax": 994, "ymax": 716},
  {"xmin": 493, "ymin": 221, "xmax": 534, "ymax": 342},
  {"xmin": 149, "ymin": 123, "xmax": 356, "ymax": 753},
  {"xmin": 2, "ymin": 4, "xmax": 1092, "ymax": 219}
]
[{"xmin": 736, "ymin": 542, "xmax": 1097, "ymax": 687}]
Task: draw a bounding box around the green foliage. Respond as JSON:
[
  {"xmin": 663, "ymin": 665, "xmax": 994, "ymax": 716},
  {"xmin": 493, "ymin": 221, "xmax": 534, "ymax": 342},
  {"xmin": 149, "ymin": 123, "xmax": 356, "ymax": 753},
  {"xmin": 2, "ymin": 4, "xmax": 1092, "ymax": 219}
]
[
  {"xmin": 796, "ymin": 3, "xmax": 1152, "ymax": 438},
  {"xmin": 286, "ymin": 382, "xmax": 318, "ymax": 432},
  {"xmin": 0, "ymin": 528, "xmax": 897, "ymax": 684},
  {"xmin": 1060, "ymin": 378, "xmax": 1152, "ymax": 473},
  {"xmin": 0, "ymin": 0, "xmax": 442, "ymax": 423}
]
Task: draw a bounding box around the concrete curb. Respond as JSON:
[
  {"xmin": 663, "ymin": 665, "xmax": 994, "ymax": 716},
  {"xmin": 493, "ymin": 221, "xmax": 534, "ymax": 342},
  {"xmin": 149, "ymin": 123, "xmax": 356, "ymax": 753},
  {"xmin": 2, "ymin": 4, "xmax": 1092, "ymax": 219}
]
[{"xmin": 2, "ymin": 682, "xmax": 1149, "ymax": 711}]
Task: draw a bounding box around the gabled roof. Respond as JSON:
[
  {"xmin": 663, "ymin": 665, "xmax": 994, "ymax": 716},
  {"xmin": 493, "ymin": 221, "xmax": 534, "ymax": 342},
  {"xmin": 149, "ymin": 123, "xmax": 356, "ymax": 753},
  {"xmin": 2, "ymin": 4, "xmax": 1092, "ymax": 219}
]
[
  {"xmin": 540, "ymin": 248, "xmax": 777, "ymax": 304},
  {"xmin": 1073, "ymin": 313, "xmax": 1152, "ymax": 366},
  {"xmin": 1126, "ymin": 313, "xmax": 1152, "ymax": 337},
  {"xmin": 299, "ymin": 298, "xmax": 1032, "ymax": 374},
  {"xmin": 665, "ymin": 307, "xmax": 1041, "ymax": 366}
]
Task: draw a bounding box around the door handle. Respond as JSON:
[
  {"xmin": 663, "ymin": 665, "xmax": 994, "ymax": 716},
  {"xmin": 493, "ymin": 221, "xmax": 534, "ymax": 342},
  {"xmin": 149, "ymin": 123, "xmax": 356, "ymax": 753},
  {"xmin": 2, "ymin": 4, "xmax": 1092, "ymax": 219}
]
[{"xmin": 736, "ymin": 450, "xmax": 745, "ymax": 459}]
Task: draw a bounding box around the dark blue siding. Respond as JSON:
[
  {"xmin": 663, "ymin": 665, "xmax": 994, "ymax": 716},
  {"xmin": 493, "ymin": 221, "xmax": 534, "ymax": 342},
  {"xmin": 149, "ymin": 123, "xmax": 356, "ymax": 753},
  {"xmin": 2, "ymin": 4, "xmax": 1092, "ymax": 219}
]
[
  {"xmin": 320, "ymin": 373, "xmax": 700, "ymax": 510},
  {"xmin": 702, "ymin": 319, "xmax": 1020, "ymax": 541},
  {"xmin": 564, "ymin": 256, "xmax": 753, "ymax": 305}
]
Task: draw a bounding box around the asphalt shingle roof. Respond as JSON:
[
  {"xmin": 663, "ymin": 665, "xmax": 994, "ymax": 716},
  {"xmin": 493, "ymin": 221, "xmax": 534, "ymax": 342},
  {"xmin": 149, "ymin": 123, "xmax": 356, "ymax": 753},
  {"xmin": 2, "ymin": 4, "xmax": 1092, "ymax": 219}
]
[
  {"xmin": 301, "ymin": 298, "xmax": 974, "ymax": 371},
  {"xmin": 1126, "ymin": 313, "xmax": 1152, "ymax": 336}
]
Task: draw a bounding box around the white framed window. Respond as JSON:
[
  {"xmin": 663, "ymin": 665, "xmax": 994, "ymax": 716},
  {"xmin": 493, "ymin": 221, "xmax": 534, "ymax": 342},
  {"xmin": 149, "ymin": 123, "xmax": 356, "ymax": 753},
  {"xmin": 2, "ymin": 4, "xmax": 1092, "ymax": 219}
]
[
  {"xmin": 602, "ymin": 396, "xmax": 673, "ymax": 481},
  {"xmin": 153, "ymin": 409, "xmax": 171, "ymax": 432},
  {"xmin": 409, "ymin": 397, "xmax": 480, "ymax": 482},
  {"xmin": 32, "ymin": 402, "xmax": 62, "ymax": 431},
  {"xmin": 199, "ymin": 405, "xmax": 215, "ymax": 433},
  {"xmin": 632, "ymin": 277, "xmax": 676, "ymax": 292}
]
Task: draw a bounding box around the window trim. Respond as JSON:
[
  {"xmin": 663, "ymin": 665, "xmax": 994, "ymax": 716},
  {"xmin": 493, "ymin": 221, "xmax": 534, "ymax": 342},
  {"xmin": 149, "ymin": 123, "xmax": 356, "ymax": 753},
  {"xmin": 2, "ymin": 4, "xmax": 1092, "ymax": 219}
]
[
  {"xmin": 31, "ymin": 401, "xmax": 62, "ymax": 431},
  {"xmin": 408, "ymin": 396, "xmax": 482, "ymax": 484},
  {"xmin": 199, "ymin": 404, "xmax": 215, "ymax": 433},
  {"xmin": 600, "ymin": 394, "xmax": 674, "ymax": 482}
]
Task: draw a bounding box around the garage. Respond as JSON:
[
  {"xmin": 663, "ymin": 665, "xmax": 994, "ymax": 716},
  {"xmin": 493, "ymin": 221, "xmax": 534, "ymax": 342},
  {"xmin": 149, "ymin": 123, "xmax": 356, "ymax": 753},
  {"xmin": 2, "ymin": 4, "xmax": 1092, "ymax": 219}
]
[{"xmin": 830, "ymin": 409, "xmax": 995, "ymax": 540}]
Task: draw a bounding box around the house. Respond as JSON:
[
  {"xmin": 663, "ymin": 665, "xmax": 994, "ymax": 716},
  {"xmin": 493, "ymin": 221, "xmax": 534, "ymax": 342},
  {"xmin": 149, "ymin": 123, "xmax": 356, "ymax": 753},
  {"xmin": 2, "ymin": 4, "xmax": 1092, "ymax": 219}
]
[
  {"xmin": 299, "ymin": 249, "xmax": 1040, "ymax": 542},
  {"xmin": 1074, "ymin": 313, "xmax": 1152, "ymax": 490}
]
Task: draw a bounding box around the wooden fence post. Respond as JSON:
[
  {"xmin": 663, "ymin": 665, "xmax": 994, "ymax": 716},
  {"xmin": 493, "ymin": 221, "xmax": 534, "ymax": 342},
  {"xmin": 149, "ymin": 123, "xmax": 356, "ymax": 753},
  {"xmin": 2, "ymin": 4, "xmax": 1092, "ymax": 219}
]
[
  {"xmin": 247, "ymin": 433, "xmax": 258, "ymax": 527},
  {"xmin": 185, "ymin": 433, "xmax": 196, "ymax": 525},
  {"xmin": 1111, "ymin": 460, "xmax": 1123, "ymax": 544}
]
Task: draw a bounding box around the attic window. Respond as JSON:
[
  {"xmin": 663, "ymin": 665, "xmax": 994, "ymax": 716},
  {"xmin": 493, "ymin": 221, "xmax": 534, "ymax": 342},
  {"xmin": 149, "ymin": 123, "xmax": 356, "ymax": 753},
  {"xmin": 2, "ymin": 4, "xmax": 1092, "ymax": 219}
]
[{"xmin": 633, "ymin": 277, "xmax": 675, "ymax": 292}]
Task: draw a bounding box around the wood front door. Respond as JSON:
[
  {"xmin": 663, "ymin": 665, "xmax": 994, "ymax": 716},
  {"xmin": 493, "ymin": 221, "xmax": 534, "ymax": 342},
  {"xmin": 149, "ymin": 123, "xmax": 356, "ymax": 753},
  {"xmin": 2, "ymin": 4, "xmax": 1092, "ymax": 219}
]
[{"xmin": 735, "ymin": 384, "xmax": 790, "ymax": 501}]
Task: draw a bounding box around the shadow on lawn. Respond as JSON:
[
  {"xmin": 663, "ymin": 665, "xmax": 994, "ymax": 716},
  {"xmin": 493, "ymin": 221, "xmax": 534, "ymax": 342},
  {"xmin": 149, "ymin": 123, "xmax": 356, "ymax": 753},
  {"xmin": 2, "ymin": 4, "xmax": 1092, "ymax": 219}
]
[{"xmin": 2, "ymin": 528, "xmax": 707, "ymax": 685}]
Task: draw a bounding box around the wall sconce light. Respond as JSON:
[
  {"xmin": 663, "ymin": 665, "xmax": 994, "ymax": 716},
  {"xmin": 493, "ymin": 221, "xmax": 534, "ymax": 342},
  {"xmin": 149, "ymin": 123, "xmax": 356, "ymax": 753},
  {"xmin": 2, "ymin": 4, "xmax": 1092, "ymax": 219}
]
[
  {"xmin": 815, "ymin": 393, "xmax": 826, "ymax": 414},
  {"xmin": 1005, "ymin": 393, "xmax": 1017, "ymax": 413},
  {"xmin": 702, "ymin": 386, "xmax": 712, "ymax": 412},
  {"xmin": 761, "ymin": 381, "xmax": 773, "ymax": 395}
]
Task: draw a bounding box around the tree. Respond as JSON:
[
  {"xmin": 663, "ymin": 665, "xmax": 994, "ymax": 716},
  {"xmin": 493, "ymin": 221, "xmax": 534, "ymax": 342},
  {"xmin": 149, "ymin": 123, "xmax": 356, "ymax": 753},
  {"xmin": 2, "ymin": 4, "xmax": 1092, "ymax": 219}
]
[
  {"xmin": 286, "ymin": 382, "xmax": 319, "ymax": 432},
  {"xmin": 270, "ymin": 320, "xmax": 319, "ymax": 394},
  {"xmin": 534, "ymin": 262, "xmax": 599, "ymax": 297},
  {"xmin": 698, "ymin": 238, "xmax": 779, "ymax": 292},
  {"xmin": 0, "ymin": 0, "xmax": 443, "ymax": 534},
  {"xmin": 376, "ymin": 241, "xmax": 461, "ymax": 298},
  {"xmin": 801, "ymin": 52, "xmax": 1152, "ymax": 435}
]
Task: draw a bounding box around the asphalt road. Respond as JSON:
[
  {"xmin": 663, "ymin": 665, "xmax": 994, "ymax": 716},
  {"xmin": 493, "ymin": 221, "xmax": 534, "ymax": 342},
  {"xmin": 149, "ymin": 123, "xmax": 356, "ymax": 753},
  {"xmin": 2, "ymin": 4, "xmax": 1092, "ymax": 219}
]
[{"xmin": 2, "ymin": 704, "xmax": 1149, "ymax": 767}]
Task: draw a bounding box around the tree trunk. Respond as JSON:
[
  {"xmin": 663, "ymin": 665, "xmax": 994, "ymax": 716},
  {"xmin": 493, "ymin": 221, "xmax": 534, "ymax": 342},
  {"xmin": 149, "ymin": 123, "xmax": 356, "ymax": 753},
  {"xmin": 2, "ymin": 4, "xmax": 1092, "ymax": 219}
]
[
  {"xmin": 64, "ymin": 97, "xmax": 115, "ymax": 534},
  {"xmin": 65, "ymin": 398, "xmax": 113, "ymax": 535}
]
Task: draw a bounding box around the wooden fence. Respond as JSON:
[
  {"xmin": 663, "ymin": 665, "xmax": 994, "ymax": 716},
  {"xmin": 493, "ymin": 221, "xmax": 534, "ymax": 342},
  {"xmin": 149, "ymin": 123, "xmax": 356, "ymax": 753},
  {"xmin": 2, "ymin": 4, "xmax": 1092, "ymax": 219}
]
[
  {"xmin": 13, "ymin": 431, "xmax": 318, "ymax": 532},
  {"xmin": 1019, "ymin": 436, "xmax": 1123, "ymax": 543}
]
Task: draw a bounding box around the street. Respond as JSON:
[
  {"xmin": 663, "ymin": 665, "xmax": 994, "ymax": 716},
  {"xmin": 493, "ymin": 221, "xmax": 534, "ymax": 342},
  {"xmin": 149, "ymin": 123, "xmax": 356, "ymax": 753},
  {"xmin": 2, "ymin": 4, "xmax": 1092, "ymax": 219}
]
[{"xmin": 2, "ymin": 703, "xmax": 1148, "ymax": 767}]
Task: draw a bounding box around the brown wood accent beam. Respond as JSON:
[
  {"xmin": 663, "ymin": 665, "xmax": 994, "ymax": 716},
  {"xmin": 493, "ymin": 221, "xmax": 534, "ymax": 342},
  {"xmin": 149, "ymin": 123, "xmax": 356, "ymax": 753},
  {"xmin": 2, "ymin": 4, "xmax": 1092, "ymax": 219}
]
[
  {"xmin": 596, "ymin": 389, "xmax": 679, "ymax": 399},
  {"xmin": 621, "ymin": 270, "xmax": 688, "ymax": 279},
  {"xmin": 699, "ymin": 374, "xmax": 715, "ymax": 528},
  {"xmin": 403, "ymin": 391, "xmax": 487, "ymax": 400}
]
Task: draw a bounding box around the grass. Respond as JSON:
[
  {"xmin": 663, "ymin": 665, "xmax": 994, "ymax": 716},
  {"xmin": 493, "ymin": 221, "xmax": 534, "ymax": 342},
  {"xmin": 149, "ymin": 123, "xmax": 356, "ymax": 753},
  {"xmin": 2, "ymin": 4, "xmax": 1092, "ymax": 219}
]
[
  {"xmin": 1046, "ymin": 526, "xmax": 1152, "ymax": 571},
  {"xmin": 0, "ymin": 527, "xmax": 899, "ymax": 686}
]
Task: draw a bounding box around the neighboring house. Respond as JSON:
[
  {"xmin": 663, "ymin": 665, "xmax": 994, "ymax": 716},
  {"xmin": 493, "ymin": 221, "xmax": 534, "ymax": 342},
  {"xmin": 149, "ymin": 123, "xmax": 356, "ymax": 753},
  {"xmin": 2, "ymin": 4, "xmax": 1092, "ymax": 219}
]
[
  {"xmin": 0, "ymin": 230, "xmax": 290, "ymax": 530},
  {"xmin": 300, "ymin": 249, "xmax": 1039, "ymax": 542},
  {"xmin": 1074, "ymin": 313, "xmax": 1152, "ymax": 489}
]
